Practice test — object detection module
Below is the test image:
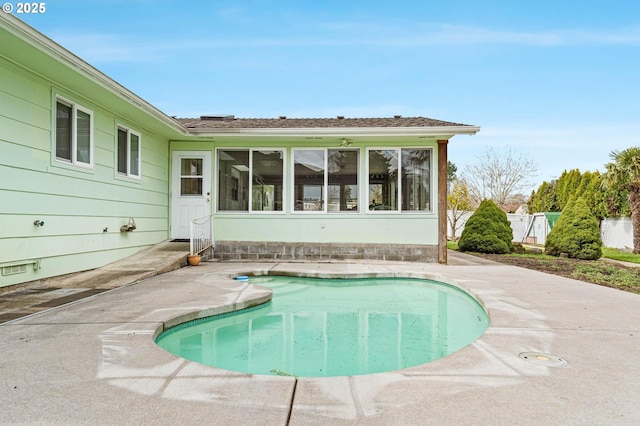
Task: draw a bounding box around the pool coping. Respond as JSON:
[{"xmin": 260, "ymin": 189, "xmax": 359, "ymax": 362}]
[
  {"xmin": 1, "ymin": 260, "xmax": 639, "ymax": 424},
  {"xmin": 153, "ymin": 270, "xmax": 491, "ymax": 377}
]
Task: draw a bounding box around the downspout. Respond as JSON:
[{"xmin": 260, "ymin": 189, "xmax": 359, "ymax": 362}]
[{"xmin": 438, "ymin": 140, "xmax": 448, "ymax": 264}]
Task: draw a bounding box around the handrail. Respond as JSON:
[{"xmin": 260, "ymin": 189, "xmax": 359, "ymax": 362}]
[{"xmin": 190, "ymin": 215, "xmax": 214, "ymax": 256}]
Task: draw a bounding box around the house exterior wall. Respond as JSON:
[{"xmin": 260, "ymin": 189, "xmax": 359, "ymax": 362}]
[
  {"xmin": 170, "ymin": 138, "xmax": 441, "ymax": 260},
  {"xmin": 0, "ymin": 46, "xmax": 170, "ymax": 288},
  {"xmin": 1, "ymin": 14, "xmax": 476, "ymax": 284}
]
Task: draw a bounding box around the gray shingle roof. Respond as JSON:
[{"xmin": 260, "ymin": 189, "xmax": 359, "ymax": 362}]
[{"xmin": 176, "ymin": 116, "xmax": 472, "ymax": 129}]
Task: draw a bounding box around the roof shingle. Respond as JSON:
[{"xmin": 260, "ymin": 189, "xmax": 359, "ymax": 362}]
[{"xmin": 176, "ymin": 116, "xmax": 472, "ymax": 129}]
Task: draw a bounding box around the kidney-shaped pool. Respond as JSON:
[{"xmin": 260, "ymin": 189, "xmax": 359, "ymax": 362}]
[{"xmin": 155, "ymin": 276, "xmax": 489, "ymax": 377}]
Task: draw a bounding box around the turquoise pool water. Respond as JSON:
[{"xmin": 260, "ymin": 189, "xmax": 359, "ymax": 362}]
[{"xmin": 156, "ymin": 276, "xmax": 489, "ymax": 377}]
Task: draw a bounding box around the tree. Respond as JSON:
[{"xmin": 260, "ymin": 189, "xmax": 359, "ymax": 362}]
[
  {"xmin": 527, "ymin": 169, "xmax": 607, "ymax": 220},
  {"xmin": 527, "ymin": 180, "xmax": 558, "ymax": 213},
  {"xmin": 555, "ymin": 169, "xmax": 582, "ymax": 209},
  {"xmin": 462, "ymin": 147, "xmax": 538, "ymax": 210},
  {"xmin": 458, "ymin": 199, "xmax": 514, "ymax": 254},
  {"xmin": 601, "ymin": 147, "xmax": 640, "ymax": 253},
  {"xmin": 447, "ymin": 161, "xmax": 458, "ymax": 183},
  {"xmin": 577, "ymin": 171, "xmax": 607, "ymax": 221},
  {"xmin": 447, "ymin": 178, "xmax": 473, "ymax": 239},
  {"xmin": 545, "ymin": 197, "xmax": 602, "ymax": 260}
]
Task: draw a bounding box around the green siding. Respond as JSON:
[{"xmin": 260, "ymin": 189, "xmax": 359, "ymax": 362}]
[
  {"xmin": 0, "ymin": 37, "xmax": 171, "ymax": 288},
  {"xmin": 213, "ymin": 216, "xmax": 438, "ymax": 245},
  {"xmin": 170, "ymin": 139, "xmax": 441, "ymax": 247}
]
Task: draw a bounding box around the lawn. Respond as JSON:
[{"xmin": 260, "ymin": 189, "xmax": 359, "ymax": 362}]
[
  {"xmin": 448, "ymin": 242, "xmax": 640, "ymax": 294},
  {"xmin": 602, "ymin": 247, "xmax": 640, "ymax": 264}
]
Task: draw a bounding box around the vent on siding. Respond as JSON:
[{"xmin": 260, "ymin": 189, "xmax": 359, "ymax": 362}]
[
  {"xmin": 2, "ymin": 264, "xmax": 27, "ymax": 276},
  {"xmin": 1, "ymin": 259, "xmax": 41, "ymax": 276}
]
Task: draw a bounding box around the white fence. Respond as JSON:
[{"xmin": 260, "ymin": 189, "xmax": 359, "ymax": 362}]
[
  {"xmin": 190, "ymin": 215, "xmax": 214, "ymax": 255},
  {"xmin": 448, "ymin": 210, "xmax": 634, "ymax": 249},
  {"xmin": 600, "ymin": 218, "xmax": 634, "ymax": 250}
]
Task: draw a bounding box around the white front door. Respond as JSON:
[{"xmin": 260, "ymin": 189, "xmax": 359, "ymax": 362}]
[{"xmin": 171, "ymin": 151, "xmax": 212, "ymax": 239}]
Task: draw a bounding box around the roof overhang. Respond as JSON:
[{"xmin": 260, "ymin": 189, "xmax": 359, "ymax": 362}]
[{"xmin": 184, "ymin": 125, "xmax": 480, "ymax": 139}]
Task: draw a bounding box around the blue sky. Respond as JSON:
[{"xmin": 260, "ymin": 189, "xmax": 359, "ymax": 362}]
[{"xmin": 18, "ymin": 0, "xmax": 640, "ymax": 192}]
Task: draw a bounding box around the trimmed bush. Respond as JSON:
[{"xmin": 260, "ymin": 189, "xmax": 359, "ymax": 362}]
[
  {"xmin": 458, "ymin": 199, "xmax": 514, "ymax": 254},
  {"xmin": 545, "ymin": 197, "xmax": 602, "ymax": 260}
]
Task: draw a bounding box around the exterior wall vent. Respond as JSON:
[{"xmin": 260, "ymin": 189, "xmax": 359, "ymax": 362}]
[
  {"xmin": 2, "ymin": 264, "xmax": 27, "ymax": 276},
  {"xmin": 1, "ymin": 259, "xmax": 41, "ymax": 276}
]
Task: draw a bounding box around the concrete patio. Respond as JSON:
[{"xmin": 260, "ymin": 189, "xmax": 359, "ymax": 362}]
[{"xmin": 0, "ymin": 250, "xmax": 639, "ymax": 425}]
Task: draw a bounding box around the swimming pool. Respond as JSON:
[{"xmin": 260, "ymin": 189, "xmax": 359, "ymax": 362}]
[{"xmin": 156, "ymin": 275, "xmax": 489, "ymax": 377}]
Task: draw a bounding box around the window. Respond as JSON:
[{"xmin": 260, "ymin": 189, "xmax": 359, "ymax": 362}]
[
  {"xmin": 293, "ymin": 148, "xmax": 359, "ymax": 212},
  {"xmin": 55, "ymin": 97, "xmax": 93, "ymax": 167},
  {"xmin": 401, "ymin": 149, "xmax": 431, "ymax": 211},
  {"xmin": 218, "ymin": 149, "xmax": 284, "ymax": 212},
  {"xmin": 180, "ymin": 158, "xmax": 203, "ymax": 196},
  {"xmin": 117, "ymin": 126, "xmax": 141, "ymax": 178},
  {"xmin": 294, "ymin": 149, "xmax": 325, "ymax": 211},
  {"xmin": 252, "ymin": 150, "xmax": 284, "ymax": 211},
  {"xmin": 328, "ymin": 149, "xmax": 359, "ymax": 212},
  {"xmin": 368, "ymin": 149, "xmax": 398, "ymax": 211},
  {"xmin": 368, "ymin": 148, "xmax": 431, "ymax": 212}
]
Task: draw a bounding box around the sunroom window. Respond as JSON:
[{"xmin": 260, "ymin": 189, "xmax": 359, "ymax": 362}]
[
  {"xmin": 294, "ymin": 149, "xmax": 325, "ymax": 211},
  {"xmin": 328, "ymin": 149, "xmax": 359, "ymax": 212},
  {"xmin": 401, "ymin": 149, "xmax": 431, "ymax": 211},
  {"xmin": 293, "ymin": 149, "xmax": 359, "ymax": 212},
  {"xmin": 368, "ymin": 149, "xmax": 398, "ymax": 211},
  {"xmin": 117, "ymin": 126, "xmax": 141, "ymax": 178},
  {"xmin": 55, "ymin": 98, "xmax": 93, "ymax": 167},
  {"xmin": 368, "ymin": 148, "xmax": 431, "ymax": 212},
  {"xmin": 252, "ymin": 150, "xmax": 284, "ymax": 211},
  {"xmin": 218, "ymin": 149, "xmax": 284, "ymax": 212}
]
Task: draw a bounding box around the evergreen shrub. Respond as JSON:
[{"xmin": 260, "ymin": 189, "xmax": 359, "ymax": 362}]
[
  {"xmin": 458, "ymin": 199, "xmax": 514, "ymax": 254},
  {"xmin": 545, "ymin": 197, "xmax": 602, "ymax": 260}
]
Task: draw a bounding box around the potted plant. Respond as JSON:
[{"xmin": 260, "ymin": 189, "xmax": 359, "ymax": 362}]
[{"xmin": 187, "ymin": 253, "xmax": 201, "ymax": 266}]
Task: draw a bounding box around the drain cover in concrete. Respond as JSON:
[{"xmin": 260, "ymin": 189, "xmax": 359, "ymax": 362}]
[{"xmin": 519, "ymin": 352, "xmax": 568, "ymax": 367}]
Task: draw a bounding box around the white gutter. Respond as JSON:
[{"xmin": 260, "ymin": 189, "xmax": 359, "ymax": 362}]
[{"xmin": 185, "ymin": 125, "xmax": 481, "ymax": 138}]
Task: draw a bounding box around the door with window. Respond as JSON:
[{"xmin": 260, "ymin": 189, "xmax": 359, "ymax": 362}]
[{"xmin": 171, "ymin": 151, "xmax": 212, "ymax": 239}]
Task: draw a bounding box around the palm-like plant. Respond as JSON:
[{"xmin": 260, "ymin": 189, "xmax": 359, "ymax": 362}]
[{"xmin": 601, "ymin": 147, "xmax": 640, "ymax": 253}]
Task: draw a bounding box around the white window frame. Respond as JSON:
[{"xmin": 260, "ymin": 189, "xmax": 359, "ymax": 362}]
[
  {"xmin": 365, "ymin": 147, "xmax": 434, "ymax": 214},
  {"xmin": 292, "ymin": 148, "xmax": 327, "ymax": 214},
  {"xmin": 54, "ymin": 96, "xmax": 94, "ymax": 168},
  {"xmin": 216, "ymin": 148, "xmax": 286, "ymax": 214},
  {"xmin": 116, "ymin": 125, "xmax": 142, "ymax": 179},
  {"xmin": 291, "ymin": 147, "xmax": 360, "ymax": 214}
]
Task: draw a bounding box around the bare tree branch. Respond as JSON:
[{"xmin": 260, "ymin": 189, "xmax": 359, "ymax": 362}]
[{"xmin": 461, "ymin": 147, "xmax": 538, "ymax": 209}]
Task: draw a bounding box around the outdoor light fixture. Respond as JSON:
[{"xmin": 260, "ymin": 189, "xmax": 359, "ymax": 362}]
[
  {"xmin": 33, "ymin": 219, "xmax": 44, "ymax": 227},
  {"xmin": 120, "ymin": 217, "xmax": 137, "ymax": 232}
]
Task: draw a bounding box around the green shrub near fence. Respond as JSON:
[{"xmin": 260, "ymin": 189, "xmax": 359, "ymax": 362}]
[{"xmin": 458, "ymin": 199, "xmax": 514, "ymax": 254}]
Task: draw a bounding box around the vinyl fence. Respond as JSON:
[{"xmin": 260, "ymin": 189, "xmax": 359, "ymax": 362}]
[{"xmin": 447, "ymin": 211, "xmax": 633, "ymax": 250}]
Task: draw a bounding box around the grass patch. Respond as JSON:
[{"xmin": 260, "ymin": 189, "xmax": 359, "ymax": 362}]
[
  {"xmin": 459, "ymin": 249, "xmax": 640, "ymax": 294},
  {"xmin": 602, "ymin": 247, "xmax": 640, "ymax": 264},
  {"xmin": 571, "ymin": 263, "xmax": 640, "ymax": 292}
]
